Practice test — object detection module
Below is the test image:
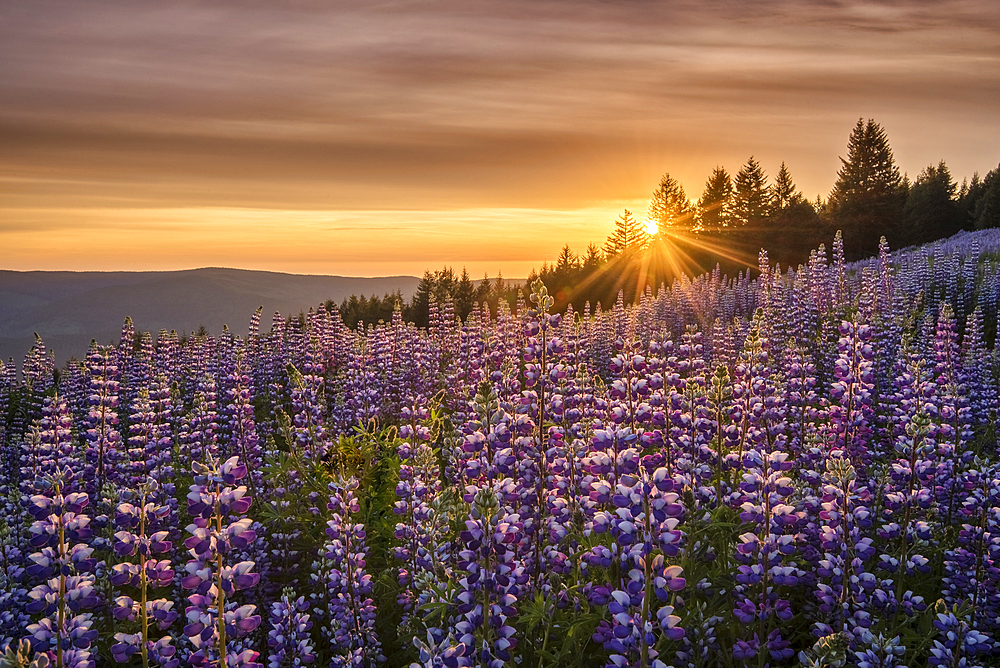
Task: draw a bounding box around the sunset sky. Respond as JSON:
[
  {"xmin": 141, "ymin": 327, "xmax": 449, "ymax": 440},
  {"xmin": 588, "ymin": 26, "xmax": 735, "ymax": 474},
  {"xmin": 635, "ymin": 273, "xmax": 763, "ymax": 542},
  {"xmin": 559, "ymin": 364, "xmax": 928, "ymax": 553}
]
[{"xmin": 2, "ymin": 0, "xmax": 999, "ymax": 277}]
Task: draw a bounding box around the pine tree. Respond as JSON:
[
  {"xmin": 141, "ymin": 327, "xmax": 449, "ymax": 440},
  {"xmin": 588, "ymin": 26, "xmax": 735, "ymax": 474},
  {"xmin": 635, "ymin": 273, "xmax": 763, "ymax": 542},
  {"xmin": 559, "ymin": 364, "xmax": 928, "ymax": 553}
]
[
  {"xmin": 432, "ymin": 266, "xmax": 458, "ymax": 304},
  {"xmin": 969, "ymin": 164, "xmax": 1000, "ymax": 231},
  {"xmin": 410, "ymin": 270, "xmax": 435, "ymax": 328},
  {"xmin": 772, "ymin": 162, "xmax": 802, "ymax": 210},
  {"xmin": 582, "ymin": 243, "xmax": 602, "ymax": 271},
  {"xmin": 555, "ymin": 245, "xmax": 579, "ymax": 274},
  {"xmin": 648, "ymin": 172, "xmax": 695, "ymax": 232},
  {"xmin": 904, "ymin": 161, "xmax": 963, "ymax": 243},
  {"xmin": 732, "ymin": 156, "xmax": 772, "ymax": 227},
  {"xmin": 604, "ymin": 209, "xmax": 648, "ymax": 257},
  {"xmin": 476, "ymin": 273, "xmax": 492, "ymax": 305},
  {"xmin": 455, "ymin": 267, "xmax": 476, "ymax": 320},
  {"xmin": 827, "ymin": 118, "xmax": 904, "ymax": 259},
  {"xmin": 697, "ymin": 167, "xmax": 734, "ymax": 229}
]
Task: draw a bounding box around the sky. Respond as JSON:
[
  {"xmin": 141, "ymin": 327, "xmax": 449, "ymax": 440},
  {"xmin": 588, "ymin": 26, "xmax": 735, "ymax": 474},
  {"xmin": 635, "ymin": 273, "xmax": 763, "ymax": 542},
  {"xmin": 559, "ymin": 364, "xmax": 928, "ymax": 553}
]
[{"xmin": 2, "ymin": 0, "xmax": 999, "ymax": 278}]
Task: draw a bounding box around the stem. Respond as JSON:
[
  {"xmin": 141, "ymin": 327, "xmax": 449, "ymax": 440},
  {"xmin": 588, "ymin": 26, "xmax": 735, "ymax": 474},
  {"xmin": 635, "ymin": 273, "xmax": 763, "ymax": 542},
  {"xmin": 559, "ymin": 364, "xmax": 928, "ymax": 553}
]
[
  {"xmin": 140, "ymin": 490, "xmax": 150, "ymax": 668},
  {"xmin": 57, "ymin": 499, "xmax": 66, "ymax": 668},
  {"xmin": 640, "ymin": 478, "xmax": 652, "ymax": 668},
  {"xmin": 215, "ymin": 495, "xmax": 227, "ymax": 668},
  {"xmin": 534, "ymin": 323, "xmax": 547, "ymax": 585}
]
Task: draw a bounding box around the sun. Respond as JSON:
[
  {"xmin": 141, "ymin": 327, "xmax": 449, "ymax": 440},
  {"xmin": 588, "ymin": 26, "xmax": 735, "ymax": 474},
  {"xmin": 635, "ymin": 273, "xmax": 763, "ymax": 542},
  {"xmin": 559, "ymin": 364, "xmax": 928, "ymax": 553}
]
[{"xmin": 645, "ymin": 219, "xmax": 659, "ymax": 236}]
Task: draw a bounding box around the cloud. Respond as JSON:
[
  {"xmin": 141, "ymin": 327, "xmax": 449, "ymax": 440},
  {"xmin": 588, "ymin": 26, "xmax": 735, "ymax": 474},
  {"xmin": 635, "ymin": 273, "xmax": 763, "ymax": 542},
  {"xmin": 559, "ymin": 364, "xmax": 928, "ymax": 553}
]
[{"xmin": 1, "ymin": 0, "xmax": 998, "ymax": 270}]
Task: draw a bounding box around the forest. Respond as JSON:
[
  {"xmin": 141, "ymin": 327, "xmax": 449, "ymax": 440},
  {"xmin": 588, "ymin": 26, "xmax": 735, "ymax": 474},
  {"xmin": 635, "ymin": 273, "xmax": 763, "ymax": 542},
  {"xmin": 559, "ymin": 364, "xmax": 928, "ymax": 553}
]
[{"xmin": 335, "ymin": 119, "xmax": 1000, "ymax": 329}]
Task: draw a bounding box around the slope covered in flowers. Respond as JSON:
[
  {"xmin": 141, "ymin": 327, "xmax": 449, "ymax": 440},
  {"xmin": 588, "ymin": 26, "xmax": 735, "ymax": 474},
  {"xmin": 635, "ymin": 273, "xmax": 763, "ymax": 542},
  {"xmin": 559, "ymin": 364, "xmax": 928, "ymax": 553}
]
[{"xmin": 3, "ymin": 229, "xmax": 1000, "ymax": 668}]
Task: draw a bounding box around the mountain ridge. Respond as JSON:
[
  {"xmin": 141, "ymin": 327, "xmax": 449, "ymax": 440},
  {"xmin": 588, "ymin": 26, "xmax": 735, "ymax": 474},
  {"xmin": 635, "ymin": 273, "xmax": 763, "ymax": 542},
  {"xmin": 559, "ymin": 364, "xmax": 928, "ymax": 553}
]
[{"xmin": 0, "ymin": 267, "xmax": 421, "ymax": 365}]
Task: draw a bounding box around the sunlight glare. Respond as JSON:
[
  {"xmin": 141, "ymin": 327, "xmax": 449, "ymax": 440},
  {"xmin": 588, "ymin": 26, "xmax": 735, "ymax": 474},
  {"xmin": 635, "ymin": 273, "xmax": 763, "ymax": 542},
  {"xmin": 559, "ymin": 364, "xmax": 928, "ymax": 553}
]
[{"xmin": 645, "ymin": 219, "xmax": 659, "ymax": 236}]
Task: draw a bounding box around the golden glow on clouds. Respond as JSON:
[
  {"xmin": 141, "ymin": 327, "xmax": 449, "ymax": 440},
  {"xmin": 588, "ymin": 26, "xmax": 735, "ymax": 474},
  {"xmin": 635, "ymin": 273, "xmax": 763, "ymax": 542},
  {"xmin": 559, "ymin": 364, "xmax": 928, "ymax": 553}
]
[
  {"xmin": 0, "ymin": 205, "xmax": 644, "ymax": 277},
  {"xmin": 1, "ymin": 0, "xmax": 998, "ymax": 275}
]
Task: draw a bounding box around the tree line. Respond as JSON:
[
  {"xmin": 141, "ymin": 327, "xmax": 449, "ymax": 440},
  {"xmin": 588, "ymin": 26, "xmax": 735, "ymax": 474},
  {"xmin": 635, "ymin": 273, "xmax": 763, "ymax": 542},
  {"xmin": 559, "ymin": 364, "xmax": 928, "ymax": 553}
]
[
  {"xmin": 330, "ymin": 118, "xmax": 1000, "ymax": 327},
  {"xmin": 643, "ymin": 118, "xmax": 1000, "ymax": 262}
]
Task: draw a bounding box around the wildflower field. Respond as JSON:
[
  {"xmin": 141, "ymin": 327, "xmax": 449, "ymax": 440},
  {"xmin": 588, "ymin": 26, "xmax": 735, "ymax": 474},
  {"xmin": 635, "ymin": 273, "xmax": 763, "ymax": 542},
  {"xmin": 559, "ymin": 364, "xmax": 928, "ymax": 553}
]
[{"xmin": 5, "ymin": 229, "xmax": 1000, "ymax": 668}]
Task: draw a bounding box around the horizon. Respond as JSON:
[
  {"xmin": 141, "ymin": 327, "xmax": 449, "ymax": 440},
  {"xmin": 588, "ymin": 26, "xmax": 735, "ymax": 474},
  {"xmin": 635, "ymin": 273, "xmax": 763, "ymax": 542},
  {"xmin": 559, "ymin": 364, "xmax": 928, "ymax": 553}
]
[
  {"xmin": 0, "ymin": 264, "xmax": 529, "ymax": 282},
  {"xmin": 3, "ymin": 1, "xmax": 999, "ymax": 276}
]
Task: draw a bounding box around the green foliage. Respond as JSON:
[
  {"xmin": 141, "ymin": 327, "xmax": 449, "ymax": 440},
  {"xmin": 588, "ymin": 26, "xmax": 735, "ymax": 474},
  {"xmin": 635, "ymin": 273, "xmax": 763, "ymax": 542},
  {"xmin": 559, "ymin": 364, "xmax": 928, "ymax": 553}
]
[{"xmin": 335, "ymin": 290, "xmax": 407, "ymax": 329}]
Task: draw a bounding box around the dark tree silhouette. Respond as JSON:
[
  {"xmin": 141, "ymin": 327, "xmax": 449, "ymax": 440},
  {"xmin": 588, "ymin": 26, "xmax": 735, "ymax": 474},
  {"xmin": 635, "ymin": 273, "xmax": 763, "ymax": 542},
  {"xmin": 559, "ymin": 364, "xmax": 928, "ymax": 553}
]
[
  {"xmin": 697, "ymin": 167, "xmax": 734, "ymax": 230},
  {"xmin": 904, "ymin": 161, "xmax": 964, "ymax": 244},
  {"xmin": 604, "ymin": 209, "xmax": 648, "ymax": 257},
  {"xmin": 827, "ymin": 118, "xmax": 905, "ymax": 259},
  {"xmin": 649, "ymin": 172, "xmax": 695, "ymax": 232},
  {"xmin": 732, "ymin": 156, "xmax": 772, "ymax": 228}
]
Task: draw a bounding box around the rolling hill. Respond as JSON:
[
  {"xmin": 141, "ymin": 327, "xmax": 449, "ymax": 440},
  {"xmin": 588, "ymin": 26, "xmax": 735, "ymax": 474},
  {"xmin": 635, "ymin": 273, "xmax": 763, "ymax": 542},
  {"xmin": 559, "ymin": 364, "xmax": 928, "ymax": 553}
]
[{"xmin": 0, "ymin": 268, "xmax": 420, "ymax": 365}]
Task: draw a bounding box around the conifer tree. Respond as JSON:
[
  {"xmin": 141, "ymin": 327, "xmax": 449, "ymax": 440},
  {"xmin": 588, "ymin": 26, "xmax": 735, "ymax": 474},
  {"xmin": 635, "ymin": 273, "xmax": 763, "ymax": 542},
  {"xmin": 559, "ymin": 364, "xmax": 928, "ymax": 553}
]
[
  {"xmin": 827, "ymin": 118, "xmax": 904, "ymax": 258},
  {"xmin": 732, "ymin": 156, "xmax": 772, "ymax": 227},
  {"xmin": 582, "ymin": 243, "xmax": 602, "ymax": 270},
  {"xmin": 697, "ymin": 167, "xmax": 734, "ymax": 229},
  {"xmin": 455, "ymin": 267, "xmax": 476, "ymax": 320},
  {"xmin": 648, "ymin": 172, "xmax": 695, "ymax": 232},
  {"xmin": 772, "ymin": 162, "xmax": 802, "ymax": 210},
  {"xmin": 968, "ymin": 163, "xmax": 1000, "ymax": 231},
  {"xmin": 411, "ymin": 270, "xmax": 435, "ymax": 328},
  {"xmin": 904, "ymin": 161, "xmax": 963, "ymax": 243},
  {"xmin": 604, "ymin": 209, "xmax": 648, "ymax": 257}
]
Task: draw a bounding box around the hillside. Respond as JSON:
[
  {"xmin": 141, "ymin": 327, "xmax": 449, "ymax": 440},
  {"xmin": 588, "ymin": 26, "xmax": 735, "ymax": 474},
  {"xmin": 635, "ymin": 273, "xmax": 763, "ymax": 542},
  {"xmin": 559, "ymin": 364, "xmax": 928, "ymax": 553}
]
[{"xmin": 0, "ymin": 268, "xmax": 420, "ymax": 364}]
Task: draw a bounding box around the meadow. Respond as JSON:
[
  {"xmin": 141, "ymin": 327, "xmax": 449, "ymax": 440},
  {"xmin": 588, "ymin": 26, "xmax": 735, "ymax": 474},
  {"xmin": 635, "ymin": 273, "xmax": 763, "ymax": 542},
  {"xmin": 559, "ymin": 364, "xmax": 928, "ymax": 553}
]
[{"xmin": 3, "ymin": 228, "xmax": 1000, "ymax": 668}]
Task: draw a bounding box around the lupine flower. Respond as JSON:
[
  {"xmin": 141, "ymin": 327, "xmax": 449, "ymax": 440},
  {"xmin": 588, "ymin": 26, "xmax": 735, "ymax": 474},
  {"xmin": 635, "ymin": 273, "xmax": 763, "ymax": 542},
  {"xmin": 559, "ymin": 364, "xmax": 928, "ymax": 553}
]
[
  {"xmin": 110, "ymin": 478, "xmax": 178, "ymax": 668},
  {"xmin": 181, "ymin": 455, "xmax": 262, "ymax": 668}
]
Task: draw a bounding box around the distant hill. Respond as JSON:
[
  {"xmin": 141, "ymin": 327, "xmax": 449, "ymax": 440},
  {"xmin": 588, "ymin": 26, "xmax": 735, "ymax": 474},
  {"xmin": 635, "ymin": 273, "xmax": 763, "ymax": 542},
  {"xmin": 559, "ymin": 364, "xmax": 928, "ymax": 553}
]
[{"xmin": 0, "ymin": 268, "xmax": 421, "ymax": 365}]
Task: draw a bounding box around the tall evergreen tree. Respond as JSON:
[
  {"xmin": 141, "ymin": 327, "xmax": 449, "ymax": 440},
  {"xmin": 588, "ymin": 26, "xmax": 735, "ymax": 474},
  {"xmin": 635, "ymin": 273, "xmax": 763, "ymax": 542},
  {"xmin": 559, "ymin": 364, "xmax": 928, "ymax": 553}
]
[
  {"xmin": 476, "ymin": 273, "xmax": 492, "ymax": 305},
  {"xmin": 732, "ymin": 156, "xmax": 772, "ymax": 228},
  {"xmin": 582, "ymin": 243, "xmax": 602, "ymax": 271},
  {"xmin": 771, "ymin": 162, "xmax": 802, "ymax": 210},
  {"xmin": 604, "ymin": 209, "xmax": 648, "ymax": 257},
  {"xmin": 648, "ymin": 172, "xmax": 695, "ymax": 232},
  {"xmin": 969, "ymin": 164, "xmax": 1000, "ymax": 231},
  {"xmin": 827, "ymin": 118, "xmax": 904, "ymax": 259},
  {"xmin": 697, "ymin": 167, "xmax": 734, "ymax": 229},
  {"xmin": 410, "ymin": 270, "xmax": 435, "ymax": 328},
  {"xmin": 555, "ymin": 245, "xmax": 579, "ymax": 275},
  {"xmin": 455, "ymin": 267, "xmax": 476, "ymax": 320},
  {"xmin": 904, "ymin": 161, "xmax": 964, "ymax": 243}
]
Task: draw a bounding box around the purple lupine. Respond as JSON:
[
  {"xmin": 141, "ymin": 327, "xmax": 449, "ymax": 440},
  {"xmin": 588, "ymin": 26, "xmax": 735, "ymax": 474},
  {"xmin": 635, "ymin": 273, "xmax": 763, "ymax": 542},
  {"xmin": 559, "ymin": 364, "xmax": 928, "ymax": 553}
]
[
  {"xmin": 928, "ymin": 608, "xmax": 991, "ymax": 668},
  {"xmin": 394, "ymin": 404, "xmax": 448, "ymax": 619},
  {"xmin": 265, "ymin": 589, "xmax": 314, "ymax": 668},
  {"xmin": 110, "ymin": 479, "xmax": 178, "ymax": 668},
  {"xmin": 181, "ymin": 455, "xmax": 262, "ymax": 668},
  {"xmin": 732, "ymin": 447, "xmax": 799, "ymax": 665},
  {"xmin": 24, "ymin": 468, "xmax": 99, "ymax": 668},
  {"xmin": 324, "ymin": 476, "xmax": 383, "ymax": 667},
  {"xmin": 590, "ymin": 461, "xmax": 686, "ymax": 668},
  {"xmin": 932, "ymin": 304, "xmax": 974, "ymax": 525},
  {"xmin": 83, "ymin": 342, "xmax": 122, "ymax": 504},
  {"xmin": 454, "ymin": 486, "xmax": 520, "ymax": 668},
  {"xmin": 942, "ymin": 461, "xmax": 1000, "ymax": 642},
  {"xmin": 224, "ymin": 356, "xmax": 263, "ymax": 493},
  {"xmin": 22, "ymin": 335, "xmax": 55, "ymax": 427},
  {"xmin": 286, "ymin": 357, "xmax": 330, "ymax": 461},
  {"xmin": 827, "ymin": 321, "xmax": 875, "ymax": 467},
  {"xmin": 813, "ymin": 453, "xmax": 882, "ymax": 647}
]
